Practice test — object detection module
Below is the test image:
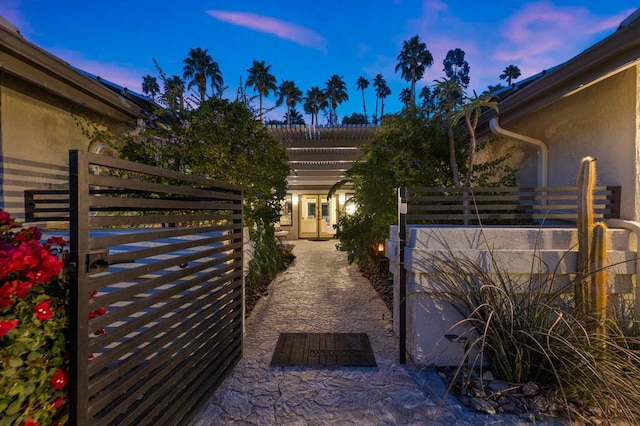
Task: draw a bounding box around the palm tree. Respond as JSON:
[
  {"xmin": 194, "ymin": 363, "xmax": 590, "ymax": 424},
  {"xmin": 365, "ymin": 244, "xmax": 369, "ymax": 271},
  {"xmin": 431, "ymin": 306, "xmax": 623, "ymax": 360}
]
[
  {"xmin": 324, "ymin": 74, "xmax": 348, "ymax": 125},
  {"xmin": 379, "ymin": 84, "xmax": 391, "ymax": 118},
  {"xmin": 286, "ymin": 108, "xmax": 305, "ymax": 125},
  {"xmin": 246, "ymin": 60, "xmax": 277, "ymax": 122},
  {"xmin": 163, "ymin": 75, "xmax": 185, "ymax": 110},
  {"xmin": 418, "ymin": 85, "xmax": 436, "ymax": 117},
  {"xmin": 499, "ymin": 65, "xmax": 521, "ymax": 86},
  {"xmin": 395, "ymin": 35, "xmax": 433, "ymax": 107},
  {"xmin": 356, "ymin": 76, "xmax": 370, "ymax": 123},
  {"xmin": 372, "ymin": 74, "xmax": 385, "ymax": 122},
  {"xmin": 303, "ymin": 86, "xmax": 327, "ymax": 125},
  {"xmin": 374, "ymin": 76, "xmax": 391, "ymax": 120},
  {"xmin": 142, "ymin": 75, "xmax": 160, "ymax": 101},
  {"xmin": 182, "ymin": 47, "xmax": 223, "ymax": 103},
  {"xmin": 275, "ymin": 80, "xmax": 302, "ymax": 126},
  {"xmin": 399, "ymin": 87, "xmax": 412, "ymax": 109}
]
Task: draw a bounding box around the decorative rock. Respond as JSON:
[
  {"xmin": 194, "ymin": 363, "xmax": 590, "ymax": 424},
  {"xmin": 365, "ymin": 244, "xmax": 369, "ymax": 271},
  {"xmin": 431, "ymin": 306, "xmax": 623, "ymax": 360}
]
[
  {"xmin": 522, "ymin": 381, "xmax": 539, "ymax": 396},
  {"xmin": 487, "ymin": 380, "xmax": 512, "ymax": 393},
  {"xmin": 469, "ymin": 397, "xmax": 497, "ymax": 415},
  {"xmin": 481, "ymin": 370, "xmax": 495, "ymax": 381}
]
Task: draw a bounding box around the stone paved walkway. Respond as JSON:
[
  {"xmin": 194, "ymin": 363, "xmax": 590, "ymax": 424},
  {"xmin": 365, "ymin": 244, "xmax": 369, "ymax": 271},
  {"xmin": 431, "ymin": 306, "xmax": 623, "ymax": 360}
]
[{"xmin": 190, "ymin": 240, "xmax": 537, "ymax": 425}]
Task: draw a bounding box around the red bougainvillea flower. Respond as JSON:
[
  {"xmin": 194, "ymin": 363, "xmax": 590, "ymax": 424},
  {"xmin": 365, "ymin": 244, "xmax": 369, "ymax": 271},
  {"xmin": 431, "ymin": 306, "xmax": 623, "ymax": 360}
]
[
  {"xmin": 14, "ymin": 280, "xmax": 33, "ymax": 299},
  {"xmin": 34, "ymin": 300, "xmax": 53, "ymax": 321},
  {"xmin": 94, "ymin": 307, "xmax": 107, "ymax": 316},
  {"xmin": 13, "ymin": 226, "xmax": 42, "ymax": 243},
  {"xmin": 0, "ymin": 210, "xmax": 16, "ymax": 229},
  {"xmin": 24, "ymin": 417, "xmax": 38, "ymax": 426},
  {"xmin": 0, "ymin": 319, "xmax": 18, "ymax": 337},
  {"xmin": 50, "ymin": 369, "xmax": 68, "ymax": 389},
  {"xmin": 0, "ymin": 280, "xmax": 15, "ymax": 298},
  {"xmin": 50, "ymin": 396, "xmax": 65, "ymax": 409},
  {"xmin": 46, "ymin": 236, "xmax": 68, "ymax": 247}
]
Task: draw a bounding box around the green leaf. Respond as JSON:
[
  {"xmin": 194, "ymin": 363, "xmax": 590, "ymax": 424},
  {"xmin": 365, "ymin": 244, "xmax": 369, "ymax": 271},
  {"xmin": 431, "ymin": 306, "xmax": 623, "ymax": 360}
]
[
  {"xmin": 8, "ymin": 356, "xmax": 23, "ymax": 368},
  {"xmin": 5, "ymin": 396, "xmax": 23, "ymax": 416}
]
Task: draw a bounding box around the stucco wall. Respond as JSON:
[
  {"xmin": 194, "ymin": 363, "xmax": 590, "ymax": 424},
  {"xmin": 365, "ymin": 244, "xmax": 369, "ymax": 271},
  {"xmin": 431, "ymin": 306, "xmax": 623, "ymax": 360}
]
[
  {"xmin": 0, "ymin": 74, "xmax": 133, "ymax": 219},
  {"xmin": 495, "ymin": 66, "xmax": 638, "ymax": 220}
]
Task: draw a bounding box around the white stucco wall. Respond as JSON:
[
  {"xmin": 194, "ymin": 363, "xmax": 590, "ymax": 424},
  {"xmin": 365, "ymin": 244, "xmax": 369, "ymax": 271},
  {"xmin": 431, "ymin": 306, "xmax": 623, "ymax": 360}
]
[{"xmin": 495, "ymin": 66, "xmax": 639, "ymax": 221}]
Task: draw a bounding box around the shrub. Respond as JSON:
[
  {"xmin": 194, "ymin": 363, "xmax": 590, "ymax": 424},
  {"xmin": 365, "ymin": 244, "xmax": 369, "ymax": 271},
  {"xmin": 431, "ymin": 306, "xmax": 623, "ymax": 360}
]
[
  {"xmin": 246, "ymin": 227, "xmax": 295, "ymax": 293},
  {"xmin": 0, "ymin": 211, "xmax": 69, "ymax": 426}
]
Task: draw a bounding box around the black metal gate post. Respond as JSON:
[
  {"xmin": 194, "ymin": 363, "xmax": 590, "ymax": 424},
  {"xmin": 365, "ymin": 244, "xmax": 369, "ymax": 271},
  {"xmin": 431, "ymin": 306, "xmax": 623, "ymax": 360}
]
[
  {"xmin": 398, "ymin": 187, "xmax": 407, "ymax": 364},
  {"xmin": 69, "ymin": 150, "xmax": 91, "ymax": 425}
]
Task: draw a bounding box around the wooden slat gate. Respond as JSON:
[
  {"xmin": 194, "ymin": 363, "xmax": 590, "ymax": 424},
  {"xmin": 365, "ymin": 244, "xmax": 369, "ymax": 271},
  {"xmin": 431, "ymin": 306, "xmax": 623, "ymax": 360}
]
[{"xmin": 66, "ymin": 151, "xmax": 244, "ymax": 425}]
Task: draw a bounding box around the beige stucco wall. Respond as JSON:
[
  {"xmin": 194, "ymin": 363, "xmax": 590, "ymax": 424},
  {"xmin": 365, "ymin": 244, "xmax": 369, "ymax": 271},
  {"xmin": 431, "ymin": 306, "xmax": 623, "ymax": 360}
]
[
  {"xmin": 494, "ymin": 66, "xmax": 639, "ymax": 221},
  {"xmin": 0, "ymin": 74, "xmax": 134, "ymax": 218}
]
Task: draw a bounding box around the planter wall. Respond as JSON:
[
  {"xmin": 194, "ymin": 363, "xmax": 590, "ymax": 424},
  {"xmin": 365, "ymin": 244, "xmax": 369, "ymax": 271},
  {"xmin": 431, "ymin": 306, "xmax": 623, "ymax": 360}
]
[{"xmin": 387, "ymin": 225, "xmax": 637, "ymax": 367}]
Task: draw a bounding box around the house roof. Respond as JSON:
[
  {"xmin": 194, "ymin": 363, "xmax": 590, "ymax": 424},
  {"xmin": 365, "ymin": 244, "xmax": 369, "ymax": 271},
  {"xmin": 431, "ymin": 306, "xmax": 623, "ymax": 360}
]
[
  {"xmin": 479, "ymin": 8, "xmax": 640, "ymax": 132},
  {"xmin": 267, "ymin": 124, "xmax": 377, "ymax": 191},
  {"xmin": 0, "ymin": 20, "xmax": 154, "ymax": 122}
]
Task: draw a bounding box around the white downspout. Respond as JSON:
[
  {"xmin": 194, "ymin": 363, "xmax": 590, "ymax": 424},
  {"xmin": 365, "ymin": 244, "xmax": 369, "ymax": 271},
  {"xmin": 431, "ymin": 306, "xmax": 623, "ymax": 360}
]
[
  {"xmin": 489, "ymin": 117, "xmax": 549, "ymax": 187},
  {"xmin": 605, "ymin": 218, "xmax": 640, "ymax": 327}
]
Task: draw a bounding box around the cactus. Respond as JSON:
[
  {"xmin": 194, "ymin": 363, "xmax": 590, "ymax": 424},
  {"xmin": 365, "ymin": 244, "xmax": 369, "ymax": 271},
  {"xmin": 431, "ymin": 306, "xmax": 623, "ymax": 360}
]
[
  {"xmin": 591, "ymin": 222, "xmax": 608, "ymax": 337},
  {"xmin": 576, "ymin": 156, "xmax": 608, "ymax": 335},
  {"xmin": 576, "ymin": 156, "xmax": 596, "ymax": 313}
]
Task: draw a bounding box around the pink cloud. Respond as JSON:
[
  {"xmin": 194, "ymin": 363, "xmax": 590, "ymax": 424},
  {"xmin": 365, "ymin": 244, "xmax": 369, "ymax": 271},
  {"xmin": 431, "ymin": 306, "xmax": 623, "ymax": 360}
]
[
  {"xmin": 206, "ymin": 10, "xmax": 327, "ymax": 53},
  {"xmin": 493, "ymin": 2, "xmax": 634, "ymax": 70}
]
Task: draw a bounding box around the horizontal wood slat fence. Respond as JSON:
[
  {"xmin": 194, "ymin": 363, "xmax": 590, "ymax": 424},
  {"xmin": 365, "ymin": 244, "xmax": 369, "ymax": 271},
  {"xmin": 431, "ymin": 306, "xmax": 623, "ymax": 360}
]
[
  {"xmin": 402, "ymin": 186, "xmax": 621, "ymax": 225},
  {"xmin": 62, "ymin": 151, "xmax": 243, "ymax": 425}
]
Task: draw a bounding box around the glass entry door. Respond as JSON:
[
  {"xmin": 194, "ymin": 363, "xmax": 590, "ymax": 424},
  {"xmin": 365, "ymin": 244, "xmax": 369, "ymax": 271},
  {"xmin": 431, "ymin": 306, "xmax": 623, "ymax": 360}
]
[{"xmin": 298, "ymin": 195, "xmax": 337, "ymax": 239}]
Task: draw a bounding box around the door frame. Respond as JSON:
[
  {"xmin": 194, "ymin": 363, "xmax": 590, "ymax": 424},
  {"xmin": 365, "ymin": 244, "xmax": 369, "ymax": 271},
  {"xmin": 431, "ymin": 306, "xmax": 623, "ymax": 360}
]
[{"xmin": 297, "ymin": 194, "xmax": 337, "ymax": 239}]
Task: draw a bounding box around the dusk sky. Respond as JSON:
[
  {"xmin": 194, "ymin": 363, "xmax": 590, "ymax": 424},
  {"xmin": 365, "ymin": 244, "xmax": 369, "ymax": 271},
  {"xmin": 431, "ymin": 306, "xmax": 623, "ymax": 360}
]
[{"xmin": 1, "ymin": 1, "xmax": 638, "ymax": 123}]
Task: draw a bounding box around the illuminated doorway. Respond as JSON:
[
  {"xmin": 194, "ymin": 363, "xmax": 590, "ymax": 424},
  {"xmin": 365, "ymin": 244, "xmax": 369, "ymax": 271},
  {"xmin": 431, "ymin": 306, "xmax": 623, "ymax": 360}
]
[{"xmin": 298, "ymin": 195, "xmax": 337, "ymax": 239}]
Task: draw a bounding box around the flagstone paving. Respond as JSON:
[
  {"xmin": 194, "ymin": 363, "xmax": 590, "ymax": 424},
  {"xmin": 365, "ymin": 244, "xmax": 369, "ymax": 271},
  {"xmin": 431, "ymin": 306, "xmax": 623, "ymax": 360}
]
[{"xmin": 190, "ymin": 239, "xmax": 551, "ymax": 425}]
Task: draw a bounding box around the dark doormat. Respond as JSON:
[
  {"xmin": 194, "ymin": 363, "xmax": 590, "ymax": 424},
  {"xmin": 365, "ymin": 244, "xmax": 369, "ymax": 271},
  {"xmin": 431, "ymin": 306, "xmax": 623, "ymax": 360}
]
[{"xmin": 270, "ymin": 333, "xmax": 377, "ymax": 367}]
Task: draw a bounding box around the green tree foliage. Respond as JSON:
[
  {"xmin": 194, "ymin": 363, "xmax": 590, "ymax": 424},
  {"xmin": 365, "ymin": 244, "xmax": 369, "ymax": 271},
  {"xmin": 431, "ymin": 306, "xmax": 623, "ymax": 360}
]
[
  {"xmin": 335, "ymin": 104, "xmax": 516, "ymax": 264},
  {"xmin": 246, "ymin": 60, "xmax": 277, "ymax": 122},
  {"xmin": 443, "ymin": 48, "xmax": 470, "ymax": 88},
  {"xmin": 395, "ymin": 35, "xmax": 433, "ymax": 107},
  {"xmin": 335, "ymin": 110, "xmax": 451, "ymax": 264},
  {"xmin": 120, "ymin": 97, "xmax": 289, "ymax": 230},
  {"xmin": 341, "ymin": 112, "xmax": 367, "ymax": 125}
]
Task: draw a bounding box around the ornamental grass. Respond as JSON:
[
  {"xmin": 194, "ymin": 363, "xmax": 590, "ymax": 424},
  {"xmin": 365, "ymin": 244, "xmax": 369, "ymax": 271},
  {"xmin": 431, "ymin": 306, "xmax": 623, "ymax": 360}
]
[{"xmin": 420, "ymin": 233, "xmax": 640, "ymax": 424}]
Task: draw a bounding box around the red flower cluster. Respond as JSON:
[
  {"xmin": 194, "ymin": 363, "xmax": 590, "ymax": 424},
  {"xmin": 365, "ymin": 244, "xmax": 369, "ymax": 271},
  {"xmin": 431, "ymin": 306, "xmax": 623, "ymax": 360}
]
[
  {"xmin": 1, "ymin": 210, "xmax": 70, "ymax": 422},
  {"xmin": 0, "ymin": 232, "xmax": 63, "ymax": 311},
  {"xmin": 34, "ymin": 300, "xmax": 53, "ymax": 321},
  {"xmin": 0, "ymin": 319, "xmax": 18, "ymax": 337},
  {"xmin": 50, "ymin": 369, "xmax": 68, "ymax": 390}
]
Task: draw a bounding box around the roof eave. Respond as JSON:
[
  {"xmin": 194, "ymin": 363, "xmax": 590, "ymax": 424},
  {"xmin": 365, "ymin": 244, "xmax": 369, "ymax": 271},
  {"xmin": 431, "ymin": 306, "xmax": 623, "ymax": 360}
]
[{"xmin": 0, "ymin": 25, "xmax": 148, "ymax": 121}]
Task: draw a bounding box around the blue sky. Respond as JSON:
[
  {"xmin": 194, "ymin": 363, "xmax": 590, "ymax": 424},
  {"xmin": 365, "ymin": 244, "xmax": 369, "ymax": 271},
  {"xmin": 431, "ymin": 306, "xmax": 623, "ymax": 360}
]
[{"xmin": 1, "ymin": 1, "xmax": 637, "ymax": 123}]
